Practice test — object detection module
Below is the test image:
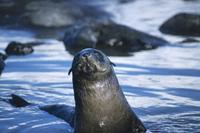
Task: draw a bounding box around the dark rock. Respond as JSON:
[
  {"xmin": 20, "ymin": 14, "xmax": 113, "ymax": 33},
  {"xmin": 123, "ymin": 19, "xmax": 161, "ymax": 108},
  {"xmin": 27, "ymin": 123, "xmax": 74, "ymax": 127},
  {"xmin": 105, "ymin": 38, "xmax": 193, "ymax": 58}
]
[
  {"xmin": 24, "ymin": 1, "xmax": 111, "ymax": 28},
  {"xmin": 119, "ymin": 0, "xmax": 134, "ymax": 4},
  {"xmin": 0, "ymin": 0, "xmax": 113, "ymax": 39},
  {"xmin": 5, "ymin": 41, "xmax": 34, "ymax": 56},
  {"xmin": 182, "ymin": 0, "xmax": 199, "ymax": 1},
  {"xmin": 178, "ymin": 38, "xmax": 200, "ymax": 43},
  {"xmin": 0, "ymin": 0, "xmax": 111, "ymax": 28},
  {"xmin": 9, "ymin": 94, "xmax": 31, "ymax": 107},
  {"xmin": 63, "ymin": 22, "xmax": 168, "ymax": 56},
  {"xmin": 0, "ymin": 58, "xmax": 5, "ymax": 76},
  {"xmin": 0, "ymin": 0, "xmax": 26, "ymax": 26},
  {"xmin": 160, "ymin": 13, "xmax": 200, "ymax": 36},
  {"xmin": 63, "ymin": 25, "xmax": 98, "ymax": 55},
  {"xmin": 0, "ymin": 52, "xmax": 8, "ymax": 60},
  {"xmin": 0, "ymin": 52, "xmax": 7, "ymax": 76}
]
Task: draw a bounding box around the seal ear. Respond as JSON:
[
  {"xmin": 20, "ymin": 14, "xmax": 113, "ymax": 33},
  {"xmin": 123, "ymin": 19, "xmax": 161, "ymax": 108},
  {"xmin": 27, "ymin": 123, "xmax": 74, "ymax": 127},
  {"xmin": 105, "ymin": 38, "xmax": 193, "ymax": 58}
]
[
  {"xmin": 110, "ymin": 61, "xmax": 116, "ymax": 67},
  {"xmin": 68, "ymin": 68, "xmax": 72, "ymax": 75}
]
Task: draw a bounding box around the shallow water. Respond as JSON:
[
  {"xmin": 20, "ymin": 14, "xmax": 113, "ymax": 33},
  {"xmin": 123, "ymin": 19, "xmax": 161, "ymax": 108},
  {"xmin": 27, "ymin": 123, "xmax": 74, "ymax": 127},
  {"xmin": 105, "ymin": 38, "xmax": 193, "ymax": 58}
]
[{"xmin": 0, "ymin": 0, "xmax": 200, "ymax": 133}]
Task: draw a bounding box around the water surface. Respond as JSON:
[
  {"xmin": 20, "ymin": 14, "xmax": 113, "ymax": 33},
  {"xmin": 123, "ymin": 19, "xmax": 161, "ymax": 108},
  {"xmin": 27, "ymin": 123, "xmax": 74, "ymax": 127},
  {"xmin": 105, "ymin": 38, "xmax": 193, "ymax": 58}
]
[{"xmin": 0, "ymin": 0, "xmax": 200, "ymax": 132}]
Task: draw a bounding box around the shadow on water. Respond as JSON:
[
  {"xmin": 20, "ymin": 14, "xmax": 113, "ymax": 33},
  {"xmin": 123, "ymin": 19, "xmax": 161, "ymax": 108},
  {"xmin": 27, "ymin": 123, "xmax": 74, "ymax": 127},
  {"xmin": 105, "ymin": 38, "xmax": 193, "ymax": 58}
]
[
  {"xmin": 116, "ymin": 63, "xmax": 200, "ymax": 77},
  {"xmin": 143, "ymin": 111, "xmax": 200, "ymax": 133},
  {"xmin": 166, "ymin": 87, "xmax": 200, "ymax": 101},
  {"xmin": 0, "ymin": 103, "xmax": 72, "ymax": 133},
  {"xmin": 0, "ymin": 78, "xmax": 70, "ymax": 87},
  {"xmin": 122, "ymin": 85, "xmax": 161, "ymax": 98},
  {"xmin": 0, "ymin": 84, "xmax": 74, "ymax": 105},
  {"xmin": 123, "ymin": 85, "xmax": 200, "ymax": 132},
  {"xmin": 4, "ymin": 60, "xmax": 71, "ymax": 73},
  {"xmin": 138, "ymin": 106, "xmax": 200, "ymax": 132},
  {"xmin": 122, "ymin": 85, "xmax": 200, "ymax": 114},
  {"xmin": 123, "ymin": 85, "xmax": 200, "ymax": 102}
]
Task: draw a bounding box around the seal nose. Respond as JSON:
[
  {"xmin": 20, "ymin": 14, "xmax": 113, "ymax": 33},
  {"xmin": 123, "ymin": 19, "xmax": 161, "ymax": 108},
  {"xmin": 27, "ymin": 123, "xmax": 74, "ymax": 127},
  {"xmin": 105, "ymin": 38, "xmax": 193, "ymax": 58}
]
[
  {"xmin": 80, "ymin": 51, "xmax": 93, "ymax": 60},
  {"xmin": 82, "ymin": 52, "xmax": 90, "ymax": 58}
]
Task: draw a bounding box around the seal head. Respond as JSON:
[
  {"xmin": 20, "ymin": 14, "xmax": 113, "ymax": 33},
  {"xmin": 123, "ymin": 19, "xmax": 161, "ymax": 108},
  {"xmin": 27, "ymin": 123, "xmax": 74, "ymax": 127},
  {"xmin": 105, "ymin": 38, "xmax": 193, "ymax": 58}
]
[{"xmin": 69, "ymin": 48, "xmax": 114, "ymax": 79}]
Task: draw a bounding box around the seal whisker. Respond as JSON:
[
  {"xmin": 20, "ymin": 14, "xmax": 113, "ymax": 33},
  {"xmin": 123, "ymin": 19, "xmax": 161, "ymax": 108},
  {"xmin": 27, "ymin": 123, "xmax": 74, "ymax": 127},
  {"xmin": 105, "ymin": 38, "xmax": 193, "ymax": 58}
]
[
  {"xmin": 68, "ymin": 68, "xmax": 72, "ymax": 75},
  {"xmin": 110, "ymin": 61, "xmax": 116, "ymax": 67}
]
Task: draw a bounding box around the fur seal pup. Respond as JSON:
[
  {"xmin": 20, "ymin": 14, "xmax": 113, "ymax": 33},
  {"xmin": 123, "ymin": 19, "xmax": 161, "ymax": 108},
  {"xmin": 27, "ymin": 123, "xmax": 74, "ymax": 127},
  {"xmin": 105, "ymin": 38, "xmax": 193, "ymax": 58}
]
[
  {"xmin": 3, "ymin": 48, "xmax": 146, "ymax": 133},
  {"xmin": 69, "ymin": 48, "xmax": 146, "ymax": 133}
]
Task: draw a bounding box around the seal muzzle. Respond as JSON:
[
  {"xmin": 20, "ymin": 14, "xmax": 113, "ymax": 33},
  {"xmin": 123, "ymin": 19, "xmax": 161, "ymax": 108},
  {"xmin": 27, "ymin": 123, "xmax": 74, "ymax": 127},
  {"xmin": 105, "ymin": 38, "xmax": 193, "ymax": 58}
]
[{"xmin": 69, "ymin": 48, "xmax": 114, "ymax": 77}]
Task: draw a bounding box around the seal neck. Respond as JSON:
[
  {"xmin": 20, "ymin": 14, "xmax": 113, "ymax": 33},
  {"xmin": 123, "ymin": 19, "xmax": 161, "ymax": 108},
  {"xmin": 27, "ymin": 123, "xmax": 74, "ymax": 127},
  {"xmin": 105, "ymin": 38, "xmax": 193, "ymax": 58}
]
[
  {"xmin": 73, "ymin": 70, "xmax": 132, "ymax": 133},
  {"xmin": 73, "ymin": 70, "xmax": 123, "ymax": 107}
]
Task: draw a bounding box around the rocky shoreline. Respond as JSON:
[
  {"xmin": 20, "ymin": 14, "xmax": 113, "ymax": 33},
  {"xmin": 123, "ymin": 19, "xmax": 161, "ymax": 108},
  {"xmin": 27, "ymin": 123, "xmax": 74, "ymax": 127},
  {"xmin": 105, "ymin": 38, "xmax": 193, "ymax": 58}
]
[{"xmin": 0, "ymin": 0, "xmax": 200, "ymax": 77}]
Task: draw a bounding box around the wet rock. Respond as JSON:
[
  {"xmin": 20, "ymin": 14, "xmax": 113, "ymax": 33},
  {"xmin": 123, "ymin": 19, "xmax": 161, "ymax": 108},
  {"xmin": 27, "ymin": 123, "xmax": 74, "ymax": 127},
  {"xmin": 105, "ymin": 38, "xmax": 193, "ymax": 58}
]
[
  {"xmin": 0, "ymin": 52, "xmax": 8, "ymax": 60},
  {"xmin": 178, "ymin": 38, "xmax": 200, "ymax": 44},
  {"xmin": 159, "ymin": 13, "xmax": 200, "ymax": 36},
  {"xmin": 119, "ymin": 0, "xmax": 134, "ymax": 4},
  {"xmin": 0, "ymin": 0, "xmax": 26, "ymax": 26},
  {"xmin": 5, "ymin": 41, "xmax": 34, "ymax": 56},
  {"xmin": 63, "ymin": 22, "xmax": 168, "ymax": 56},
  {"xmin": 25, "ymin": 1, "xmax": 111, "ymax": 28},
  {"xmin": 0, "ymin": 0, "xmax": 112, "ymax": 39},
  {"xmin": 0, "ymin": 58, "xmax": 5, "ymax": 76},
  {"xmin": 63, "ymin": 25, "xmax": 98, "ymax": 55},
  {"xmin": 0, "ymin": 52, "xmax": 7, "ymax": 76},
  {"xmin": 0, "ymin": 0, "xmax": 111, "ymax": 28}
]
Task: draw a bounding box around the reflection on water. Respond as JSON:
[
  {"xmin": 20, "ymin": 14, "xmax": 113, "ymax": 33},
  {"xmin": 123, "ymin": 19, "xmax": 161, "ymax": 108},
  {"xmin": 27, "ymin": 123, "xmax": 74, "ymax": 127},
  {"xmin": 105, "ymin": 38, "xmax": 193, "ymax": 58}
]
[{"xmin": 0, "ymin": 0, "xmax": 200, "ymax": 132}]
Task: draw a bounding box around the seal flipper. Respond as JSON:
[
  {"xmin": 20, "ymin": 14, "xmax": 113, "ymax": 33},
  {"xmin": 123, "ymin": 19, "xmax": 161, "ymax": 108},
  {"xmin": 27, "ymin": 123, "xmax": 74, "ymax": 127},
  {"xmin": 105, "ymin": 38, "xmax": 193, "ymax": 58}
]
[
  {"xmin": 40, "ymin": 105, "xmax": 75, "ymax": 127},
  {"xmin": 9, "ymin": 94, "xmax": 31, "ymax": 107}
]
